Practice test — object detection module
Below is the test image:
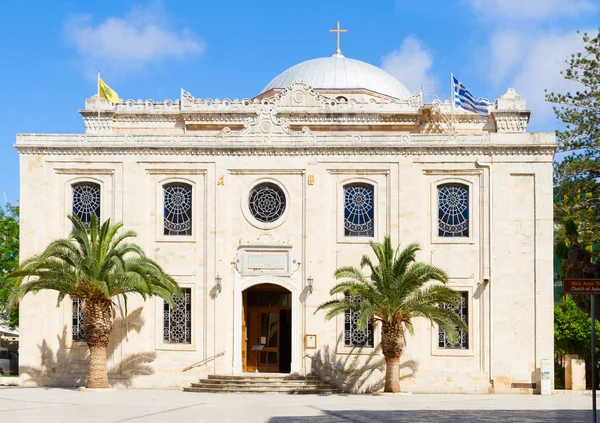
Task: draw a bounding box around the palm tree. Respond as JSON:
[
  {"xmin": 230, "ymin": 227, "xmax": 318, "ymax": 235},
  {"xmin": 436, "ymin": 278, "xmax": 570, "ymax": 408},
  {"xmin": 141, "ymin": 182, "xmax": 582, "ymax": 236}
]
[
  {"xmin": 316, "ymin": 236, "xmax": 466, "ymax": 393},
  {"xmin": 8, "ymin": 214, "xmax": 180, "ymax": 389}
]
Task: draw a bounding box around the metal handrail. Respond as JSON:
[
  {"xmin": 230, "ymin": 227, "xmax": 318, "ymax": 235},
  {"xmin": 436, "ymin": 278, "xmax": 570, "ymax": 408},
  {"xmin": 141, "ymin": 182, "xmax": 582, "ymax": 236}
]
[
  {"xmin": 182, "ymin": 351, "xmax": 225, "ymax": 372},
  {"xmin": 305, "ymin": 354, "xmax": 348, "ymax": 372}
]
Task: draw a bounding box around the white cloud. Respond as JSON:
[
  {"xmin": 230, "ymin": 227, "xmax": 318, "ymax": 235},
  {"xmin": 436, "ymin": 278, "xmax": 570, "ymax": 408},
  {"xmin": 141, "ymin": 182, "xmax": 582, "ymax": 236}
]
[
  {"xmin": 487, "ymin": 30, "xmax": 587, "ymax": 129},
  {"xmin": 466, "ymin": 0, "xmax": 596, "ymax": 20},
  {"xmin": 381, "ymin": 36, "xmax": 436, "ymax": 94},
  {"xmin": 64, "ymin": 4, "xmax": 205, "ymax": 77},
  {"xmin": 487, "ymin": 30, "xmax": 525, "ymax": 85}
]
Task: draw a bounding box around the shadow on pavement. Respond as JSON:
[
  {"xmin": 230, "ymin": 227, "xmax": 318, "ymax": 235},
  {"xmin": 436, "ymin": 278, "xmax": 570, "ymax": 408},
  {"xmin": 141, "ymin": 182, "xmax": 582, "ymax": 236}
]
[{"xmin": 270, "ymin": 409, "xmax": 592, "ymax": 423}]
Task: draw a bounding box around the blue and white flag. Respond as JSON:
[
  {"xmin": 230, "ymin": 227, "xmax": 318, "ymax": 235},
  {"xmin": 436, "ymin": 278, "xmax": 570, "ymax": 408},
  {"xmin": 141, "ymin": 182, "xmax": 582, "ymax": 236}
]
[{"xmin": 453, "ymin": 76, "xmax": 489, "ymax": 116}]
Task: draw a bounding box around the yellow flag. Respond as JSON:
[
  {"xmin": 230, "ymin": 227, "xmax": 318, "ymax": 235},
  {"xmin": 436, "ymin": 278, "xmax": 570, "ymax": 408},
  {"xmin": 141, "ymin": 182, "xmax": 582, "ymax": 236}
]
[{"xmin": 98, "ymin": 77, "xmax": 121, "ymax": 103}]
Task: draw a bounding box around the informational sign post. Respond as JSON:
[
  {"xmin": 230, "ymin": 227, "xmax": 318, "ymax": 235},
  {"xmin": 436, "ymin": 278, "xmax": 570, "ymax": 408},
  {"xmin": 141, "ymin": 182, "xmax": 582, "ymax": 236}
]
[{"xmin": 563, "ymin": 278, "xmax": 600, "ymax": 423}]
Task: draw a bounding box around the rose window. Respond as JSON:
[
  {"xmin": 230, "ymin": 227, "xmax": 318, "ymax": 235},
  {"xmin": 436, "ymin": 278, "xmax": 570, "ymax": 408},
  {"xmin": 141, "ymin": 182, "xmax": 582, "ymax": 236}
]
[{"xmin": 248, "ymin": 183, "xmax": 286, "ymax": 223}]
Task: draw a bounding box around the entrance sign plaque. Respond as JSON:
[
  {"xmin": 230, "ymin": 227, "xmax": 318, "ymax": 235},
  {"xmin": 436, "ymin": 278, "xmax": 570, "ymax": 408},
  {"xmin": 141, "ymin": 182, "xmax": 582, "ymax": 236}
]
[
  {"xmin": 563, "ymin": 278, "xmax": 600, "ymax": 294},
  {"xmin": 247, "ymin": 252, "xmax": 287, "ymax": 271}
]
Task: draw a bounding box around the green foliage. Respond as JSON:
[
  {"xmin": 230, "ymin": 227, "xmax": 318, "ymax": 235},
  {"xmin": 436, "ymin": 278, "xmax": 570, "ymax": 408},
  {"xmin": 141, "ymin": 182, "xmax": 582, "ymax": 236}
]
[
  {"xmin": 554, "ymin": 296, "xmax": 600, "ymax": 359},
  {"xmin": 8, "ymin": 214, "xmax": 180, "ymax": 313},
  {"xmin": 546, "ymin": 31, "xmax": 600, "ymax": 246},
  {"xmin": 556, "ymin": 240, "xmax": 569, "ymax": 261},
  {"xmin": 0, "ymin": 203, "xmax": 19, "ymax": 327},
  {"xmin": 315, "ymin": 236, "xmax": 466, "ymax": 342}
]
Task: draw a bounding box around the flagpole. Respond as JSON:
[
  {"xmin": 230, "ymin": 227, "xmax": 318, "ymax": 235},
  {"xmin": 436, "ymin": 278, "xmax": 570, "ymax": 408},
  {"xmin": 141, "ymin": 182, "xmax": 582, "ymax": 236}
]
[
  {"xmin": 450, "ymin": 70, "xmax": 454, "ymax": 132},
  {"xmin": 97, "ymin": 69, "xmax": 101, "ymax": 121}
]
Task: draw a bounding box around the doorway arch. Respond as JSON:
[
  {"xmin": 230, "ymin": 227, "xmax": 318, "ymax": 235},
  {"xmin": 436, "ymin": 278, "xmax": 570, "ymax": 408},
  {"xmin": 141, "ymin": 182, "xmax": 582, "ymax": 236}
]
[
  {"xmin": 242, "ymin": 284, "xmax": 291, "ymax": 373},
  {"xmin": 233, "ymin": 276, "xmax": 300, "ymax": 374}
]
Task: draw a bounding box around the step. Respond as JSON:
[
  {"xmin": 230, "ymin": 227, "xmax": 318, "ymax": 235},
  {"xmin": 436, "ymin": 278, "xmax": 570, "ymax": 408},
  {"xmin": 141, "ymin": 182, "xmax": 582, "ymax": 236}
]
[
  {"xmin": 207, "ymin": 375, "xmax": 321, "ymax": 381},
  {"xmin": 191, "ymin": 382, "xmax": 334, "ymax": 389},
  {"xmin": 185, "ymin": 373, "xmax": 342, "ymax": 395},
  {"xmin": 198, "ymin": 379, "xmax": 328, "ymax": 386},
  {"xmin": 183, "ymin": 386, "xmax": 343, "ymax": 394}
]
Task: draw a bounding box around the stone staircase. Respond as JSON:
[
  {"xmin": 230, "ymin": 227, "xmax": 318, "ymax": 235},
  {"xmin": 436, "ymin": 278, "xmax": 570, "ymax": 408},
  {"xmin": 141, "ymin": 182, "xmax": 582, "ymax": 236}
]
[{"xmin": 183, "ymin": 374, "xmax": 343, "ymax": 394}]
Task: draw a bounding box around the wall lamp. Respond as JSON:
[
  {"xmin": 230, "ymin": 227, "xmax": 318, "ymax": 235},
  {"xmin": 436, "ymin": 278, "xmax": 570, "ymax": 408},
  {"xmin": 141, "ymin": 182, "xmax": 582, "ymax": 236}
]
[
  {"xmin": 307, "ymin": 275, "xmax": 314, "ymax": 294},
  {"xmin": 215, "ymin": 275, "xmax": 222, "ymax": 293}
]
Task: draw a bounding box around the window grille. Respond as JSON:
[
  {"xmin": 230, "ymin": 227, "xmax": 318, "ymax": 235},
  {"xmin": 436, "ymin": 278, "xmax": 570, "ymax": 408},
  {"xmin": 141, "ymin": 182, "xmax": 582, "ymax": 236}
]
[
  {"xmin": 164, "ymin": 183, "xmax": 192, "ymax": 236},
  {"xmin": 438, "ymin": 291, "xmax": 469, "ymax": 349},
  {"xmin": 163, "ymin": 288, "xmax": 192, "ymax": 344},
  {"xmin": 438, "ymin": 183, "xmax": 469, "ymax": 237},
  {"xmin": 72, "ymin": 182, "xmax": 101, "ymax": 229},
  {"xmin": 344, "ymin": 295, "xmax": 374, "ymax": 347},
  {"xmin": 72, "ymin": 297, "xmax": 85, "ymax": 342},
  {"xmin": 343, "ymin": 184, "xmax": 374, "ymax": 237},
  {"xmin": 248, "ymin": 182, "xmax": 286, "ymax": 223}
]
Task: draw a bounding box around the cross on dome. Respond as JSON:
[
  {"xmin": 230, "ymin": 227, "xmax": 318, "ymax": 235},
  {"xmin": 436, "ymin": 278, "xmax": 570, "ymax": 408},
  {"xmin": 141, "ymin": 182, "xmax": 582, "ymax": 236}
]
[{"xmin": 329, "ymin": 21, "xmax": 348, "ymax": 56}]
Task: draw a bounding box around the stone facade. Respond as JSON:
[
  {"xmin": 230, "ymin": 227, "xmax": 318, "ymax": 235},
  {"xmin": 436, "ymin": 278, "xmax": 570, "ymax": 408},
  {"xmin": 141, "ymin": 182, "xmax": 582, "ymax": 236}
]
[{"xmin": 16, "ymin": 71, "xmax": 555, "ymax": 393}]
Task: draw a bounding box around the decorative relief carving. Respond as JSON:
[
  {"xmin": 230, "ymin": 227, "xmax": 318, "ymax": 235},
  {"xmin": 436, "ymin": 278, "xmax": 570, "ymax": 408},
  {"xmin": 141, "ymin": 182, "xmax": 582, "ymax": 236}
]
[
  {"xmin": 239, "ymin": 233, "xmax": 291, "ymax": 246},
  {"xmin": 273, "ymin": 80, "xmax": 332, "ymax": 108},
  {"xmin": 16, "ymin": 133, "xmax": 555, "ymax": 156},
  {"xmin": 216, "ymin": 107, "xmax": 312, "ymax": 141},
  {"xmin": 16, "ymin": 145, "xmax": 557, "ymax": 157},
  {"xmin": 82, "ymin": 117, "xmax": 113, "ymax": 133},
  {"xmin": 180, "ymin": 88, "xmax": 261, "ymax": 112},
  {"xmin": 492, "ymin": 112, "xmax": 530, "ymax": 133},
  {"xmin": 235, "ymin": 234, "xmax": 296, "ymax": 275}
]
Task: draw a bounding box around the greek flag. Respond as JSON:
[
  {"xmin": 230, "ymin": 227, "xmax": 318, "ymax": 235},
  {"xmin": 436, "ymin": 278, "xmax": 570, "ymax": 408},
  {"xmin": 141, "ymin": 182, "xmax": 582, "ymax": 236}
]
[{"xmin": 453, "ymin": 76, "xmax": 489, "ymax": 116}]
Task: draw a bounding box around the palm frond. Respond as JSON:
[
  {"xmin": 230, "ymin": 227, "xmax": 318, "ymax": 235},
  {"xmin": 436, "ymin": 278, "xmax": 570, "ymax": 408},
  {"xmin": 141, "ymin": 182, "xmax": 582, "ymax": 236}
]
[
  {"xmin": 9, "ymin": 214, "xmax": 181, "ymax": 312},
  {"xmin": 315, "ymin": 235, "xmax": 463, "ymax": 349}
]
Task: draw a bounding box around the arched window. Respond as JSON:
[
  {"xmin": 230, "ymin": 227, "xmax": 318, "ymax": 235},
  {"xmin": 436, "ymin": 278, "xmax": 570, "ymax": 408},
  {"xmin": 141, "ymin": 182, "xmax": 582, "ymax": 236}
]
[
  {"xmin": 343, "ymin": 183, "xmax": 374, "ymax": 237},
  {"xmin": 72, "ymin": 182, "xmax": 101, "ymax": 229},
  {"xmin": 438, "ymin": 183, "xmax": 469, "ymax": 237},
  {"xmin": 163, "ymin": 183, "xmax": 193, "ymax": 236}
]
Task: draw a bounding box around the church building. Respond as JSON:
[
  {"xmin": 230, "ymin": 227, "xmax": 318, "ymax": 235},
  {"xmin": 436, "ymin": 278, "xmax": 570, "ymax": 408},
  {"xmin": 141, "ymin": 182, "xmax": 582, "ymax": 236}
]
[{"xmin": 16, "ymin": 31, "xmax": 555, "ymax": 393}]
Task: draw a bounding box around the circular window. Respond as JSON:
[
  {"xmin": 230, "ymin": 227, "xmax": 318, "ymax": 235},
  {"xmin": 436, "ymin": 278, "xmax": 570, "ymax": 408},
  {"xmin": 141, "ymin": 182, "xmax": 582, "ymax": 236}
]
[{"xmin": 248, "ymin": 182, "xmax": 287, "ymax": 223}]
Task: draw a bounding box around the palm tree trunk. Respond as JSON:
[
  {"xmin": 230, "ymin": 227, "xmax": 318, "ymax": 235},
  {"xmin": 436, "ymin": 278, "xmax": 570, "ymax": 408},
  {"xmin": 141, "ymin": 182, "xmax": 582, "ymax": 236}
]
[
  {"xmin": 82, "ymin": 299, "xmax": 113, "ymax": 388},
  {"xmin": 381, "ymin": 320, "xmax": 404, "ymax": 393},
  {"xmin": 384, "ymin": 356, "xmax": 401, "ymax": 392}
]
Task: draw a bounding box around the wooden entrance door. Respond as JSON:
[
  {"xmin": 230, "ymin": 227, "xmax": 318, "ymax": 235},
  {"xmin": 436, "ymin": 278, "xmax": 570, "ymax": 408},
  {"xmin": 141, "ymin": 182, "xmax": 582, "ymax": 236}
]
[
  {"xmin": 242, "ymin": 292, "xmax": 248, "ymax": 372},
  {"xmin": 243, "ymin": 285, "xmax": 291, "ymax": 373},
  {"xmin": 246, "ymin": 307, "xmax": 280, "ymax": 372}
]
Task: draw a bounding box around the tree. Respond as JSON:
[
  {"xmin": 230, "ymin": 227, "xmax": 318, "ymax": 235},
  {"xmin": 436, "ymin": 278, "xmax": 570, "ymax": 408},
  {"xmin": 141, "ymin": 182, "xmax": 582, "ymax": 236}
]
[
  {"xmin": 315, "ymin": 237, "xmax": 466, "ymax": 393},
  {"xmin": 0, "ymin": 203, "xmax": 19, "ymax": 327},
  {"xmin": 8, "ymin": 214, "xmax": 180, "ymax": 388},
  {"xmin": 555, "ymin": 296, "xmax": 600, "ymax": 388},
  {"xmin": 546, "ymin": 31, "xmax": 600, "ymax": 246}
]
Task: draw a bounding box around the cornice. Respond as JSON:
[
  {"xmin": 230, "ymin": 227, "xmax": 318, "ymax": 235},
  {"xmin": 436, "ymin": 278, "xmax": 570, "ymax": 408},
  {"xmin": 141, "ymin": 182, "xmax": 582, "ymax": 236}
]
[
  {"xmin": 15, "ymin": 133, "xmax": 556, "ymax": 157},
  {"xmin": 15, "ymin": 144, "xmax": 556, "ymax": 157}
]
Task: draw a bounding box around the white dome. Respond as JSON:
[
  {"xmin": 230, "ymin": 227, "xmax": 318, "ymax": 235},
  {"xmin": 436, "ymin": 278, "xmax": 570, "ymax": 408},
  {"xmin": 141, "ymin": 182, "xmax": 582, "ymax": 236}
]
[{"xmin": 260, "ymin": 54, "xmax": 411, "ymax": 100}]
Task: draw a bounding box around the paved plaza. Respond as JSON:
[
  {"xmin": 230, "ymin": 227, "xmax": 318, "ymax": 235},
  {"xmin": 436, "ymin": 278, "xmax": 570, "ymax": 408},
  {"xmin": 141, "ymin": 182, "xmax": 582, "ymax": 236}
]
[{"xmin": 0, "ymin": 387, "xmax": 597, "ymax": 422}]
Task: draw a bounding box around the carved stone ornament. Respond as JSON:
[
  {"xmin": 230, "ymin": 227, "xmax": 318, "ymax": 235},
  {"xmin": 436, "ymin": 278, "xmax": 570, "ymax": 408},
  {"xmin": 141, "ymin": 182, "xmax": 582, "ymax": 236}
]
[
  {"xmin": 239, "ymin": 233, "xmax": 291, "ymax": 247},
  {"xmin": 216, "ymin": 107, "xmax": 312, "ymax": 141},
  {"xmin": 273, "ymin": 80, "xmax": 333, "ymax": 108},
  {"xmin": 492, "ymin": 112, "xmax": 530, "ymax": 133}
]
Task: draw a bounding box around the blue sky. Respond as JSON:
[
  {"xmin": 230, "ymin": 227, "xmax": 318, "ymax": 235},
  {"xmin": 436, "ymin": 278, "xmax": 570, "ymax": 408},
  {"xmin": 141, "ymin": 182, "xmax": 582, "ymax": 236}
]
[{"xmin": 1, "ymin": 0, "xmax": 598, "ymax": 204}]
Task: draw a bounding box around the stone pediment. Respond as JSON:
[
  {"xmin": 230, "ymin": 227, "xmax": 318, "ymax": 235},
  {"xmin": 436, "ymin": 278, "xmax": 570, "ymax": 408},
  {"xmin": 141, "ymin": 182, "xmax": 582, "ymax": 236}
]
[
  {"xmin": 216, "ymin": 107, "xmax": 312, "ymax": 141},
  {"xmin": 272, "ymin": 80, "xmax": 333, "ymax": 108}
]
